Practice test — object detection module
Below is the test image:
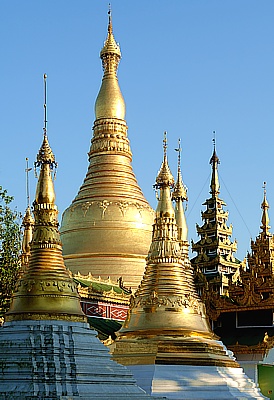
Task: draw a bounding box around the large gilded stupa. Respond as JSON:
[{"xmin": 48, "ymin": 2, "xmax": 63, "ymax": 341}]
[
  {"xmin": 60, "ymin": 12, "xmax": 154, "ymax": 290},
  {"xmin": 113, "ymin": 136, "xmax": 265, "ymax": 399}
]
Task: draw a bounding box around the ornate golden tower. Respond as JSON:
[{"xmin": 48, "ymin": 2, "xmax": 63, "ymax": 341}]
[
  {"xmin": 6, "ymin": 129, "xmax": 85, "ymax": 322},
  {"xmin": 60, "ymin": 12, "xmax": 154, "ymax": 290}
]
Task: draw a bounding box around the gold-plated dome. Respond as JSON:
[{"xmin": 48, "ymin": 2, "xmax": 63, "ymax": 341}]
[
  {"xmin": 61, "ymin": 14, "xmax": 154, "ymax": 290},
  {"xmin": 6, "ymin": 130, "xmax": 85, "ymax": 322}
]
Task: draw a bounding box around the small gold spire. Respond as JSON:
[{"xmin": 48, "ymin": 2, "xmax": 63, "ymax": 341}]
[
  {"xmin": 210, "ymin": 133, "xmax": 220, "ymax": 197},
  {"xmin": 172, "ymin": 138, "xmax": 188, "ymax": 242},
  {"xmin": 154, "ymin": 132, "xmax": 175, "ymax": 219},
  {"xmin": 6, "ymin": 76, "xmax": 85, "ymax": 323},
  {"xmin": 261, "ymin": 181, "xmax": 270, "ymax": 234},
  {"xmin": 95, "ymin": 8, "xmax": 125, "ymax": 120},
  {"xmin": 155, "ymin": 132, "xmax": 174, "ymax": 188},
  {"xmin": 21, "ymin": 158, "xmax": 34, "ymax": 270},
  {"xmin": 172, "ymin": 138, "xmax": 188, "ymax": 202},
  {"xmin": 25, "ymin": 157, "xmax": 32, "ymax": 208}
]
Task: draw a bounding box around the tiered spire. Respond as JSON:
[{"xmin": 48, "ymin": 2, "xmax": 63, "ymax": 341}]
[
  {"xmin": 245, "ymin": 182, "xmax": 274, "ymax": 278},
  {"xmin": 210, "ymin": 137, "xmax": 220, "ymax": 197},
  {"xmin": 6, "ymin": 75, "xmax": 85, "ymax": 322},
  {"xmin": 191, "ymin": 140, "xmax": 239, "ymax": 295}
]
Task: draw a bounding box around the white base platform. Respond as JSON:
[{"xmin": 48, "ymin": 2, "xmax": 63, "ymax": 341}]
[
  {"xmin": 0, "ymin": 320, "xmax": 152, "ymax": 399},
  {"xmin": 127, "ymin": 364, "xmax": 267, "ymax": 399}
]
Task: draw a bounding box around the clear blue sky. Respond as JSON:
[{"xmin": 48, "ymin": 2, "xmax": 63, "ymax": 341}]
[{"xmin": 1, "ymin": 1, "xmax": 274, "ymax": 261}]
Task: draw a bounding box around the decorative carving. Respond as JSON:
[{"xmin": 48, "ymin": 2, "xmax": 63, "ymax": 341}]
[
  {"xmin": 116, "ymin": 201, "xmax": 129, "ymax": 217},
  {"xmin": 97, "ymin": 200, "xmax": 112, "ymax": 218},
  {"xmin": 134, "ymin": 203, "xmax": 143, "ymax": 218},
  {"xmin": 130, "ymin": 293, "xmax": 203, "ymax": 314},
  {"xmin": 82, "ymin": 201, "xmax": 93, "ymax": 216}
]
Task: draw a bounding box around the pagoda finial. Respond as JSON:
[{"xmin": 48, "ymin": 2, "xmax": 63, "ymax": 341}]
[
  {"xmin": 95, "ymin": 8, "xmax": 125, "ymax": 120},
  {"xmin": 34, "ymin": 75, "xmax": 57, "ymax": 204},
  {"xmin": 21, "ymin": 158, "xmax": 34, "ymax": 271},
  {"xmin": 210, "ymin": 132, "xmax": 220, "ymax": 197},
  {"xmin": 172, "ymin": 138, "xmax": 188, "ymax": 242},
  {"xmin": 172, "ymin": 138, "xmax": 188, "ymax": 203},
  {"xmin": 261, "ymin": 181, "xmax": 270, "ymax": 234},
  {"xmin": 25, "ymin": 157, "xmax": 32, "ymax": 208},
  {"xmin": 155, "ymin": 132, "xmax": 174, "ymax": 188},
  {"xmin": 43, "ymin": 73, "xmax": 47, "ymax": 137},
  {"xmin": 108, "ymin": 3, "xmax": 112, "ymax": 34}
]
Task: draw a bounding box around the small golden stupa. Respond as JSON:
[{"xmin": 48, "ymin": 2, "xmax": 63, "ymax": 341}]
[
  {"xmin": 6, "ymin": 128, "xmax": 86, "ymax": 323},
  {"xmin": 60, "ymin": 11, "xmax": 154, "ymax": 290},
  {"xmin": 113, "ymin": 134, "xmax": 264, "ymax": 399},
  {"xmin": 0, "ymin": 76, "xmax": 154, "ymax": 399}
]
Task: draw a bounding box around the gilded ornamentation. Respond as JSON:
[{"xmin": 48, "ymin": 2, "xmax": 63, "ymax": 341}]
[
  {"xmin": 116, "ymin": 201, "xmax": 129, "ymax": 217},
  {"xmin": 134, "ymin": 203, "xmax": 143, "ymax": 218},
  {"xmin": 132, "ymin": 293, "xmax": 202, "ymax": 314},
  {"xmin": 82, "ymin": 201, "xmax": 93, "ymax": 216},
  {"xmin": 98, "ymin": 200, "xmax": 112, "ymax": 218}
]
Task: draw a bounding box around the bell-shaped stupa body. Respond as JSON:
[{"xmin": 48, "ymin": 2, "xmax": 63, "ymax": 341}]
[
  {"xmin": 60, "ymin": 14, "xmax": 154, "ymax": 290},
  {"xmin": 0, "ymin": 105, "xmax": 154, "ymax": 398},
  {"xmin": 113, "ymin": 136, "xmax": 265, "ymax": 399}
]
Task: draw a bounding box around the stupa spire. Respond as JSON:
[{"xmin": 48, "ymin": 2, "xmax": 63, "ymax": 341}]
[
  {"xmin": 210, "ymin": 134, "xmax": 220, "ymax": 197},
  {"xmin": 6, "ymin": 75, "xmax": 85, "ymax": 322},
  {"xmin": 20, "ymin": 158, "xmax": 34, "ymax": 270},
  {"xmin": 261, "ymin": 181, "xmax": 270, "ymax": 235},
  {"xmin": 95, "ymin": 7, "xmax": 125, "ymax": 120},
  {"xmin": 172, "ymin": 138, "xmax": 188, "ymax": 243},
  {"xmin": 154, "ymin": 132, "xmax": 175, "ymax": 219}
]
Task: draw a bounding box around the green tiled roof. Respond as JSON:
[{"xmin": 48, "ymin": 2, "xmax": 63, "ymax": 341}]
[{"xmin": 74, "ymin": 277, "xmax": 127, "ymax": 295}]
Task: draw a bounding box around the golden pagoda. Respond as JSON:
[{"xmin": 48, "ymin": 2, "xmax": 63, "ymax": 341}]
[
  {"xmin": 6, "ymin": 128, "xmax": 86, "ymax": 323},
  {"xmin": 60, "ymin": 11, "xmax": 154, "ymax": 290},
  {"xmin": 112, "ymin": 135, "xmax": 263, "ymax": 399}
]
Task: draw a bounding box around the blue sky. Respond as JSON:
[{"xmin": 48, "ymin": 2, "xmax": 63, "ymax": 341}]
[{"xmin": 1, "ymin": 1, "xmax": 274, "ymax": 260}]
